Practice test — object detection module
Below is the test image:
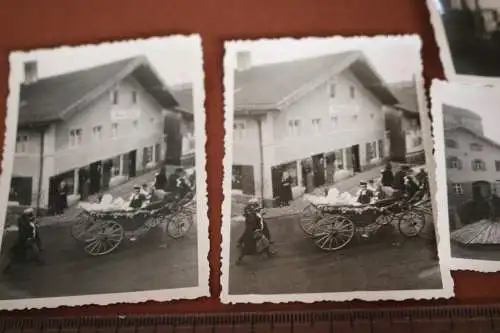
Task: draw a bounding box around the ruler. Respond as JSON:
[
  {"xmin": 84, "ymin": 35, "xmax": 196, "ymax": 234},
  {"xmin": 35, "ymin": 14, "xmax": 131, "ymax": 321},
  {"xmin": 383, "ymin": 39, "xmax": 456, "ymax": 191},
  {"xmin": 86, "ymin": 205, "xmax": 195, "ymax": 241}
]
[{"xmin": 2, "ymin": 304, "xmax": 500, "ymax": 333}]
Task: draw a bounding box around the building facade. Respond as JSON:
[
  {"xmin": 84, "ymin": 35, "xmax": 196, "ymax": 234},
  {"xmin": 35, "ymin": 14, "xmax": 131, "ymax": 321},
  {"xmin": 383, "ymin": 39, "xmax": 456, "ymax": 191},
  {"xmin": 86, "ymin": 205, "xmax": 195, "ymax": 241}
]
[
  {"xmin": 231, "ymin": 52, "xmax": 398, "ymax": 205},
  {"xmin": 170, "ymin": 84, "xmax": 196, "ymax": 169},
  {"xmin": 10, "ymin": 57, "xmax": 182, "ymax": 212}
]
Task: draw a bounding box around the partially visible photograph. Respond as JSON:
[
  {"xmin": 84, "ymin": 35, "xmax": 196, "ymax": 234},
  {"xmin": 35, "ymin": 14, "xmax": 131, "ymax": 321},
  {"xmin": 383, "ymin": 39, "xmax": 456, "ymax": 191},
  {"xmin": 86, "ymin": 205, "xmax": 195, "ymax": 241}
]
[
  {"xmin": 222, "ymin": 36, "xmax": 454, "ymax": 304},
  {"xmin": 428, "ymin": 0, "xmax": 500, "ymax": 83},
  {"xmin": 432, "ymin": 79, "xmax": 500, "ymax": 272},
  {"xmin": 0, "ymin": 35, "xmax": 209, "ymax": 310}
]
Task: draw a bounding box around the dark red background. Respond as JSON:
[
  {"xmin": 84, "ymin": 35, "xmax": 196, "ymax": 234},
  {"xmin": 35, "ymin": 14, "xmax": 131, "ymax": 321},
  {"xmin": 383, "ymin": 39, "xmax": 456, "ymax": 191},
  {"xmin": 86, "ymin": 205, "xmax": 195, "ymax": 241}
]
[{"xmin": 0, "ymin": 0, "xmax": 499, "ymax": 317}]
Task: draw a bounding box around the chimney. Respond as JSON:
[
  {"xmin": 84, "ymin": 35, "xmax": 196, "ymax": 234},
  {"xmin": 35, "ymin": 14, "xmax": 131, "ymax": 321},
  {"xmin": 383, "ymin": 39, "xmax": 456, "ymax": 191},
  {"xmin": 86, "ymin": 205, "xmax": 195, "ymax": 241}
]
[
  {"xmin": 236, "ymin": 51, "xmax": 252, "ymax": 71},
  {"xmin": 24, "ymin": 61, "xmax": 38, "ymax": 84}
]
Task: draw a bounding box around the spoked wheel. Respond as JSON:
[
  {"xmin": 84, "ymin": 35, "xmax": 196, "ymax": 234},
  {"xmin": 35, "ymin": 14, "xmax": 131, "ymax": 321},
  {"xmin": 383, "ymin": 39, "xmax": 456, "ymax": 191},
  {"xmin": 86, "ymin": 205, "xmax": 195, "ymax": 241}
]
[
  {"xmin": 398, "ymin": 210, "xmax": 426, "ymax": 237},
  {"xmin": 167, "ymin": 208, "xmax": 194, "ymax": 239},
  {"xmin": 313, "ymin": 215, "xmax": 355, "ymax": 251},
  {"xmin": 299, "ymin": 204, "xmax": 321, "ymax": 236},
  {"xmin": 84, "ymin": 221, "xmax": 124, "ymax": 256},
  {"xmin": 71, "ymin": 212, "xmax": 96, "ymax": 241}
]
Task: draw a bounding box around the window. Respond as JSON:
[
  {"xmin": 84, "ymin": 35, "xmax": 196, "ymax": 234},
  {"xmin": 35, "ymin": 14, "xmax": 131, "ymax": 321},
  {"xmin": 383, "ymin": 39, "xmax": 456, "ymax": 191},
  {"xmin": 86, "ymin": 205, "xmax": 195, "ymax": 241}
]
[
  {"xmin": 447, "ymin": 156, "xmax": 462, "ymax": 169},
  {"xmin": 366, "ymin": 141, "xmax": 377, "ymax": 163},
  {"xmin": 330, "ymin": 115, "xmax": 338, "ymax": 129},
  {"xmin": 234, "ymin": 122, "xmax": 245, "ymax": 140},
  {"xmin": 349, "ymin": 86, "xmax": 356, "ymax": 99},
  {"xmin": 334, "ymin": 149, "xmax": 344, "ymax": 170},
  {"xmin": 111, "ymin": 123, "xmax": 119, "ymax": 138},
  {"xmin": 452, "ymin": 183, "xmax": 464, "ymax": 195},
  {"xmin": 413, "ymin": 136, "xmax": 423, "ymax": 147},
  {"xmin": 69, "ymin": 128, "xmax": 82, "ymax": 147},
  {"xmin": 311, "ymin": 118, "xmax": 321, "ymax": 132},
  {"xmin": 15, "ymin": 134, "xmax": 29, "ymax": 153},
  {"xmin": 111, "ymin": 155, "xmax": 121, "ymax": 177},
  {"xmin": 496, "ymin": 161, "xmax": 500, "ymax": 172},
  {"xmin": 288, "ymin": 119, "xmax": 301, "ymax": 137},
  {"xmin": 495, "ymin": 180, "xmax": 500, "ymax": 195},
  {"xmin": 131, "ymin": 91, "xmax": 138, "ymax": 104},
  {"xmin": 111, "ymin": 90, "xmax": 119, "ymax": 105},
  {"xmin": 472, "ymin": 159, "xmax": 486, "ymax": 171},
  {"xmin": 92, "ymin": 125, "xmax": 102, "ymax": 142},
  {"xmin": 143, "ymin": 146, "xmax": 153, "ymax": 165},
  {"xmin": 445, "ymin": 138, "xmax": 458, "ymax": 149},
  {"xmin": 470, "ymin": 143, "xmax": 483, "ymax": 151},
  {"xmin": 329, "ymin": 83, "xmax": 336, "ymax": 98},
  {"xmin": 378, "ymin": 139, "xmax": 384, "ymax": 158}
]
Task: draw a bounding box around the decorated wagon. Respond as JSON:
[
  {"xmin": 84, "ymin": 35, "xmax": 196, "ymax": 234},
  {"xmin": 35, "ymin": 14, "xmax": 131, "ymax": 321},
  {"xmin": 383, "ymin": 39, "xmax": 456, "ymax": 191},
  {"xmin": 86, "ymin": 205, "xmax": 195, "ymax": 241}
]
[
  {"xmin": 70, "ymin": 190, "xmax": 196, "ymax": 256},
  {"xmin": 299, "ymin": 188, "xmax": 432, "ymax": 252}
]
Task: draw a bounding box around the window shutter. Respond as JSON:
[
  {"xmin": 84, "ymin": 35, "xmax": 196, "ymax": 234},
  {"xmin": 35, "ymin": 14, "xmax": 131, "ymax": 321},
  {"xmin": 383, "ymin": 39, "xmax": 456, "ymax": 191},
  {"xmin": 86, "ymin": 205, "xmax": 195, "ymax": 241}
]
[{"xmin": 457, "ymin": 158, "xmax": 462, "ymax": 170}]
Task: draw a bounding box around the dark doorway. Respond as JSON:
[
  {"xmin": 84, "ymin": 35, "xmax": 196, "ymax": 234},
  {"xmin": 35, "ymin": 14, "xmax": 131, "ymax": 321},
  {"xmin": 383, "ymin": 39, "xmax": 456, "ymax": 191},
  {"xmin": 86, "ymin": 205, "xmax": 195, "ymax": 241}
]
[
  {"xmin": 232, "ymin": 165, "xmax": 255, "ymax": 195},
  {"xmin": 312, "ymin": 154, "xmax": 326, "ymax": 187},
  {"xmin": 89, "ymin": 161, "xmax": 102, "ymax": 195},
  {"xmin": 271, "ymin": 166, "xmax": 283, "ymax": 199},
  {"xmin": 102, "ymin": 160, "xmax": 113, "ymax": 191},
  {"xmin": 128, "ymin": 150, "xmax": 137, "ymax": 178},
  {"xmin": 472, "ymin": 181, "xmax": 491, "ymax": 201},
  {"xmin": 351, "ymin": 144, "xmax": 361, "ymax": 173},
  {"xmin": 10, "ymin": 177, "xmax": 33, "ymax": 206},
  {"xmin": 48, "ymin": 176, "xmax": 59, "ymax": 214}
]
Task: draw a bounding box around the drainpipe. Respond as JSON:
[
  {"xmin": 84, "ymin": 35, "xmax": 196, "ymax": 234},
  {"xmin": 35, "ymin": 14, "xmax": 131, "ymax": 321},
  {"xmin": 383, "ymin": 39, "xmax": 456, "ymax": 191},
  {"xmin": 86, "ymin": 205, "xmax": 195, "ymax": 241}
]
[
  {"xmin": 256, "ymin": 116, "xmax": 265, "ymax": 206},
  {"xmin": 36, "ymin": 127, "xmax": 46, "ymax": 215}
]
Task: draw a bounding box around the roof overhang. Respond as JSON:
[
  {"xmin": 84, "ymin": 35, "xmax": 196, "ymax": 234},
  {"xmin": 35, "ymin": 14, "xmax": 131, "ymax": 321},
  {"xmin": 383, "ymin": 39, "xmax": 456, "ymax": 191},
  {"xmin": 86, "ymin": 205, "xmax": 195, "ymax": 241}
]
[{"xmin": 234, "ymin": 107, "xmax": 279, "ymax": 117}]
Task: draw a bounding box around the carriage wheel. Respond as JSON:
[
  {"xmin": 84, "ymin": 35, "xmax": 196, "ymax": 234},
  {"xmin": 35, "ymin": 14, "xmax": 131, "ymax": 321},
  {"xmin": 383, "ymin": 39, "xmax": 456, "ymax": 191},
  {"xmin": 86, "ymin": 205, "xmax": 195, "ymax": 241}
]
[
  {"xmin": 313, "ymin": 215, "xmax": 355, "ymax": 251},
  {"xmin": 298, "ymin": 204, "xmax": 321, "ymax": 236},
  {"xmin": 84, "ymin": 221, "xmax": 124, "ymax": 256},
  {"xmin": 167, "ymin": 208, "xmax": 194, "ymax": 239},
  {"xmin": 70, "ymin": 213, "xmax": 96, "ymax": 241},
  {"xmin": 398, "ymin": 210, "xmax": 425, "ymax": 237}
]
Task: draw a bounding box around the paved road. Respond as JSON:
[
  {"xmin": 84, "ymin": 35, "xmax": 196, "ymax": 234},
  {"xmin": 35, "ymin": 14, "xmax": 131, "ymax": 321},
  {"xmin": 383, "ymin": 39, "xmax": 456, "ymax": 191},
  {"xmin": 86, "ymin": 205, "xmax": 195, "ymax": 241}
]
[
  {"xmin": 228, "ymin": 214, "xmax": 441, "ymax": 295},
  {"xmin": 0, "ymin": 169, "xmax": 199, "ymax": 300}
]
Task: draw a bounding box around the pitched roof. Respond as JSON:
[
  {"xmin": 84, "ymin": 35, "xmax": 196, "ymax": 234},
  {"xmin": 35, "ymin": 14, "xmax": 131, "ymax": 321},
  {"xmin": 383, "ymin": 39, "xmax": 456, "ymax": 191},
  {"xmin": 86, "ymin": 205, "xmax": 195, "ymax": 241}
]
[
  {"xmin": 389, "ymin": 81, "xmax": 419, "ymax": 113},
  {"xmin": 445, "ymin": 126, "xmax": 500, "ymax": 151},
  {"xmin": 443, "ymin": 104, "xmax": 482, "ymax": 121},
  {"xmin": 233, "ymin": 51, "xmax": 399, "ymax": 112},
  {"xmin": 19, "ymin": 56, "xmax": 179, "ymax": 127}
]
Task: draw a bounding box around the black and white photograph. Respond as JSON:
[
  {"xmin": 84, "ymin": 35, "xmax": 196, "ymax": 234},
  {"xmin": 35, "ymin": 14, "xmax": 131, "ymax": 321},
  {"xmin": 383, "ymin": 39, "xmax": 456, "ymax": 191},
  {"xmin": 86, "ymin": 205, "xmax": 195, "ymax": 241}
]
[
  {"xmin": 221, "ymin": 36, "xmax": 453, "ymax": 303},
  {"xmin": 0, "ymin": 35, "xmax": 209, "ymax": 309},
  {"xmin": 431, "ymin": 79, "xmax": 500, "ymax": 272},
  {"xmin": 427, "ymin": 0, "xmax": 500, "ymax": 83}
]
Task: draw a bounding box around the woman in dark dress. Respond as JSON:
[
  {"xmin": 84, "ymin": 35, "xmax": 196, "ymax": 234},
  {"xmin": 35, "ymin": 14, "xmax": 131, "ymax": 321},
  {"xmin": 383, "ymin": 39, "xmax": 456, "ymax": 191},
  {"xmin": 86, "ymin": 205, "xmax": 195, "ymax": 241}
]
[
  {"xmin": 154, "ymin": 166, "xmax": 168, "ymax": 191},
  {"xmin": 380, "ymin": 162, "xmax": 393, "ymax": 187},
  {"xmin": 279, "ymin": 171, "xmax": 293, "ymax": 206},
  {"xmin": 54, "ymin": 180, "xmax": 68, "ymax": 215}
]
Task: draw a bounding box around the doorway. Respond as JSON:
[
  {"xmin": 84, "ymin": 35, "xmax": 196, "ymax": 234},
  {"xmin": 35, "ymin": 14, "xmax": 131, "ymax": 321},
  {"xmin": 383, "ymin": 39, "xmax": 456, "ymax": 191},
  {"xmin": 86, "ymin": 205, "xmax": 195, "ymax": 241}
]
[
  {"xmin": 351, "ymin": 144, "xmax": 361, "ymax": 173},
  {"xmin": 128, "ymin": 150, "xmax": 137, "ymax": 178},
  {"xmin": 89, "ymin": 161, "xmax": 102, "ymax": 195},
  {"xmin": 312, "ymin": 154, "xmax": 326, "ymax": 187},
  {"xmin": 10, "ymin": 177, "xmax": 33, "ymax": 206}
]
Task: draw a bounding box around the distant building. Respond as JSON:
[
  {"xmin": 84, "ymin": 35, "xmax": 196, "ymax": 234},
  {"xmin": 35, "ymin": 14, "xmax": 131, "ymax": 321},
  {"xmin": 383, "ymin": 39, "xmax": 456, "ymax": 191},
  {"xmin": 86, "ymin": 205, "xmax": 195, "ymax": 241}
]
[
  {"xmin": 444, "ymin": 105, "xmax": 500, "ymax": 206},
  {"xmin": 384, "ymin": 80, "xmax": 424, "ymax": 164},
  {"xmin": 11, "ymin": 56, "xmax": 183, "ymax": 212},
  {"xmin": 170, "ymin": 83, "xmax": 196, "ymax": 169},
  {"xmin": 231, "ymin": 51, "xmax": 398, "ymax": 205}
]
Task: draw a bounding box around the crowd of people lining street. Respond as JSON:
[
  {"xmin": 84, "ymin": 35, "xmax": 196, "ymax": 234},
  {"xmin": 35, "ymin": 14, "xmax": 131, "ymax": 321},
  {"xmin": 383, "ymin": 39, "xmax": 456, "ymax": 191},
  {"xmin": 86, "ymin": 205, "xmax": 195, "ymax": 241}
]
[
  {"xmin": 235, "ymin": 162, "xmax": 430, "ymax": 265},
  {"xmin": 3, "ymin": 165, "xmax": 195, "ymax": 273}
]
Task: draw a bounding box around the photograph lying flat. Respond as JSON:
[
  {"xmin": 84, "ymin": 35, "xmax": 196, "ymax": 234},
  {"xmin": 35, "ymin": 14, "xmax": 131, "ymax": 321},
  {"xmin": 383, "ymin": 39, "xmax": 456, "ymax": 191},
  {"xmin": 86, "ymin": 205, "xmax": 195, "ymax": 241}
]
[
  {"xmin": 427, "ymin": 0, "xmax": 500, "ymax": 84},
  {"xmin": 0, "ymin": 35, "xmax": 209, "ymax": 309},
  {"xmin": 431, "ymin": 79, "xmax": 500, "ymax": 272},
  {"xmin": 221, "ymin": 35, "xmax": 454, "ymax": 303}
]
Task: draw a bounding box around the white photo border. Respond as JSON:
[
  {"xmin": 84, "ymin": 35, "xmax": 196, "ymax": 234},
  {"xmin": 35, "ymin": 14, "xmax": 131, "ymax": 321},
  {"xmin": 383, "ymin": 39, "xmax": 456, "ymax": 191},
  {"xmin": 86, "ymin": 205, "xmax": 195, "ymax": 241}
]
[
  {"xmin": 0, "ymin": 34, "xmax": 210, "ymax": 310},
  {"xmin": 430, "ymin": 79, "xmax": 500, "ymax": 272},
  {"xmin": 426, "ymin": 0, "xmax": 500, "ymax": 86},
  {"xmin": 221, "ymin": 35, "xmax": 454, "ymax": 304}
]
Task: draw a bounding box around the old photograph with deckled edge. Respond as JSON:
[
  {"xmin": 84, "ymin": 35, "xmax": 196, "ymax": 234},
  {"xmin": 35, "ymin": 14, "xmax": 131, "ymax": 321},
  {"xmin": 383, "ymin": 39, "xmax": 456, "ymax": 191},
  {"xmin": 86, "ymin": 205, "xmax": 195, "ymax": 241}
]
[
  {"xmin": 221, "ymin": 35, "xmax": 454, "ymax": 303},
  {"xmin": 427, "ymin": 0, "xmax": 500, "ymax": 85},
  {"xmin": 431, "ymin": 79, "xmax": 500, "ymax": 272},
  {"xmin": 0, "ymin": 34, "xmax": 209, "ymax": 310}
]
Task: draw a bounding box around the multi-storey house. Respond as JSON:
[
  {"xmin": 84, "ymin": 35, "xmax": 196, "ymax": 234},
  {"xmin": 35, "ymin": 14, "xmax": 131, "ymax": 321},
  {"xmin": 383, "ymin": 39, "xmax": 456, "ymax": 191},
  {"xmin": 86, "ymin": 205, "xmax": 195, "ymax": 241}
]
[
  {"xmin": 170, "ymin": 83, "xmax": 196, "ymax": 169},
  {"xmin": 231, "ymin": 51, "xmax": 400, "ymax": 205},
  {"xmin": 11, "ymin": 56, "xmax": 182, "ymax": 213}
]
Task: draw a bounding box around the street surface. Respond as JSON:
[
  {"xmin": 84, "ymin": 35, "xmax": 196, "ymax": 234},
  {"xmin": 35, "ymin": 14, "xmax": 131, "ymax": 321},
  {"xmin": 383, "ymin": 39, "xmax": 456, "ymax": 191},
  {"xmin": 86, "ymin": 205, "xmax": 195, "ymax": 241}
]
[
  {"xmin": 229, "ymin": 164, "xmax": 442, "ymax": 295},
  {"xmin": 0, "ymin": 170, "xmax": 199, "ymax": 299},
  {"xmin": 451, "ymin": 243, "xmax": 500, "ymax": 262}
]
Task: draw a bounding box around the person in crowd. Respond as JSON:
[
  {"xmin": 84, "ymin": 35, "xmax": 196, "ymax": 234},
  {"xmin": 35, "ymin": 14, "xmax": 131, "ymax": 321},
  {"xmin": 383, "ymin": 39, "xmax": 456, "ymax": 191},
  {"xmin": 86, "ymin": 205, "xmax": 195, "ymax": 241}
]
[
  {"xmin": 404, "ymin": 171, "xmax": 419, "ymax": 201},
  {"xmin": 154, "ymin": 166, "xmax": 168, "ymax": 191},
  {"xmin": 4, "ymin": 208, "xmax": 43, "ymax": 273},
  {"xmin": 176, "ymin": 169, "xmax": 192, "ymax": 198},
  {"xmin": 141, "ymin": 183, "xmax": 152, "ymax": 200},
  {"xmin": 8, "ymin": 188, "xmax": 18, "ymax": 202},
  {"xmin": 236, "ymin": 198, "xmax": 275, "ymax": 265},
  {"xmin": 415, "ymin": 168, "xmax": 430, "ymax": 195},
  {"xmin": 129, "ymin": 185, "xmax": 148, "ymax": 209},
  {"xmin": 392, "ymin": 165, "xmax": 409, "ymax": 197},
  {"xmin": 167, "ymin": 168, "xmax": 183, "ymax": 192},
  {"xmin": 356, "ymin": 181, "xmax": 374, "ymax": 204},
  {"xmin": 279, "ymin": 171, "xmax": 293, "ymax": 207},
  {"xmin": 381, "ymin": 162, "xmax": 394, "ymax": 187},
  {"xmin": 367, "ymin": 179, "xmax": 377, "ymax": 192},
  {"xmin": 54, "ymin": 180, "xmax": 69, "ymax": 215}
]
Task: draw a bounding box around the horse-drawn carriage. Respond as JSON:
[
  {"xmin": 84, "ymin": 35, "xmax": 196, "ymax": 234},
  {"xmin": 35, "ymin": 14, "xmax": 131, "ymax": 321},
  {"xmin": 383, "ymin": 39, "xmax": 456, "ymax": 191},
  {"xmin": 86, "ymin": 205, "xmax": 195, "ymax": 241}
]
[
  {"xmin": 71, "ymin": 190, "xmax": 196, "ymax": 256},
  {"xmin": 299, "ymin": 189, "xmax": 432, "ymax": 252}
]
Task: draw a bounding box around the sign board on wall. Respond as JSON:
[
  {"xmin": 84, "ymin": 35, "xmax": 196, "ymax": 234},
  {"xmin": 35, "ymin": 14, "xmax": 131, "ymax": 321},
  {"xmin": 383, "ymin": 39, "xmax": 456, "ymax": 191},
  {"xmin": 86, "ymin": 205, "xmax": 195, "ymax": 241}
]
[{"xmin": 111, "ymin": 107, "xmax": 141, "ymax": 121}]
